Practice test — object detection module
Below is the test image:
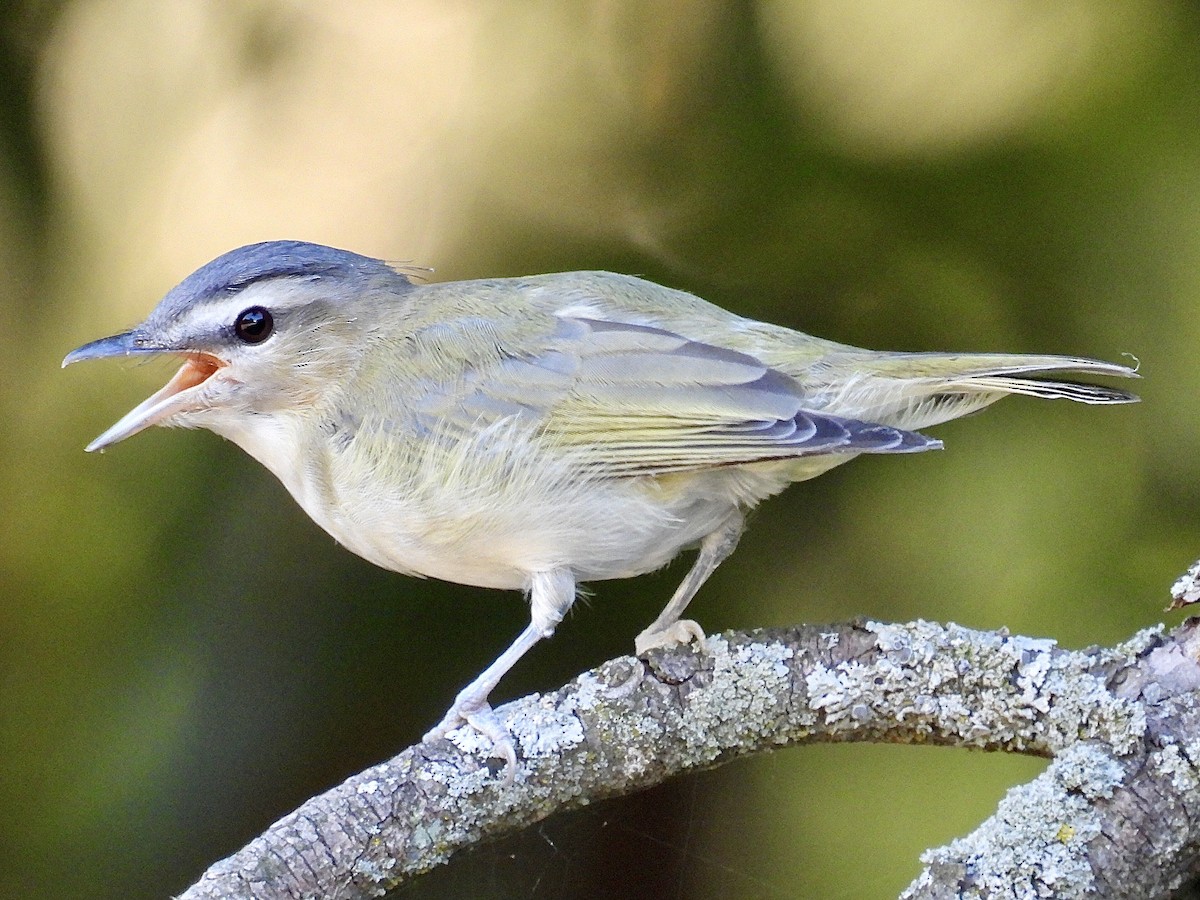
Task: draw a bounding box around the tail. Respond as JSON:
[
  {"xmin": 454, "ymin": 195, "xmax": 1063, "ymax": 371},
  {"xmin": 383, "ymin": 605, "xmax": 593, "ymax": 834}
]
[
  {"xmin": 821, "ymin": 352, "xmax": 1139, "ymax": 430},
  {"xmin": 932, "ymin": 354, "xmax": 1139, "ymax": 404}
]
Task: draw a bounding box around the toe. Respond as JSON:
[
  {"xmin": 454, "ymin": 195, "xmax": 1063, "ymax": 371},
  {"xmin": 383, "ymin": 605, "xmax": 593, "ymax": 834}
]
[
  {"xmin": 635, "ymin": 619, "xmax": 707, "ymax": 655},
  {"xmin": 423, "ymin": 699, "xmax": 519, "ymax": 784}
]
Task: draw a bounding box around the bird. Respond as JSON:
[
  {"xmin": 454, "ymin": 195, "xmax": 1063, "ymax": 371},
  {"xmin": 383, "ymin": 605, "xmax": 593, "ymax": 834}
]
[{"xmin": 63, "ymin": 240, "xmax": 1139, "ymax": 776}]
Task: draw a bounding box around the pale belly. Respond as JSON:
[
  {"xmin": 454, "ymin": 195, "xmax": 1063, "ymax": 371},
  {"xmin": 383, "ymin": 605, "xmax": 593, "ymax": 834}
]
[
  {"xmin": 308, "ymin": 470, "xmax": 736, "ymax": 590},
  {"xmin": 218, "ymin": 410, "xmax": 806, "ymax": 591}
]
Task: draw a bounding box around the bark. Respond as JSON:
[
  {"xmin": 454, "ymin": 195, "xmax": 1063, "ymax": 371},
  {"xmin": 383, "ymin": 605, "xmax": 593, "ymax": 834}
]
[{"xmin": 177, "ymin": 616, "xmax": 1200, "ymax": 900}]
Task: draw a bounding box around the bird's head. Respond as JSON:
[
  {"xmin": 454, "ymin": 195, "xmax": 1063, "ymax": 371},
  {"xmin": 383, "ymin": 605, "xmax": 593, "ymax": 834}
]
[{"xmin": 63, "ymin": 240, "xmax": 412, "ymax": 451}]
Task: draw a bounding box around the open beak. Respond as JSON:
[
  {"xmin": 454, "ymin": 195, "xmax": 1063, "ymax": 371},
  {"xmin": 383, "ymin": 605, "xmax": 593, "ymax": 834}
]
[{"xmin": 62, "ymin": 331, "xmax": 225, "ymax": 452}]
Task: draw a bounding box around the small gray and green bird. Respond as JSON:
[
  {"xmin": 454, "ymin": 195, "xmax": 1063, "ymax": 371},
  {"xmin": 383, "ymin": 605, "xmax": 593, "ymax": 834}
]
[{"xmin": 63, "ymin": 240, "xmax": 1139, "ymax": 772}]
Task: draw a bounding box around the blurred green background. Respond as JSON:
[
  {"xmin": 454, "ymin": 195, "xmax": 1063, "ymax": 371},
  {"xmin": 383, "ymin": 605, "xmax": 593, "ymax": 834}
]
[{"xmin": 2, "ymin": 1, "xmax": 1194, "ymax": 897}]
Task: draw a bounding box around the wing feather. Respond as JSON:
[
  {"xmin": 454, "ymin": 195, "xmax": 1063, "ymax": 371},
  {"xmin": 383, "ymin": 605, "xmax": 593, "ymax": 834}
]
[{"xmin": 407, "ymin": 316, "xmax": 938, "ymax": 477}]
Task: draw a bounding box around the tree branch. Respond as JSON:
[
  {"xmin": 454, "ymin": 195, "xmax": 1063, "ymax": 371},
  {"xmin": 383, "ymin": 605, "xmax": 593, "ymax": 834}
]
[
  {"xmin": 905, "ymin": 618, "xmax": 1200, "ymax": 899},
  {"xmin": 177, "ymin": 617, "xmax": 1200, "ymax": 900}
]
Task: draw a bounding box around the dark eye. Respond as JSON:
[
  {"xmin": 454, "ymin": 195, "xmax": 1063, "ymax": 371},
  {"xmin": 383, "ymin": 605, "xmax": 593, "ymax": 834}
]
[{"xmin": 234, "ymin": 306, "xmax": 273, "ymax": 344}]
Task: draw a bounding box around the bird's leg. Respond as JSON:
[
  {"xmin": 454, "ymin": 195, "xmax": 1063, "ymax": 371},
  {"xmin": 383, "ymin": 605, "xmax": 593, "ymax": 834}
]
[
  {"xmin": 635, "ymin": 509, "xmax": 745, "ymax": 655},
  {"xmin": 423, "ymin": 568, "xmax": 575, "ymax": 780}
]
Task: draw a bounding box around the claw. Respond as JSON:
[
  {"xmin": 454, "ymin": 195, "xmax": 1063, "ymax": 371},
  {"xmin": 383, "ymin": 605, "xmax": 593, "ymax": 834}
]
[
  {"xmin": 635, "ymin": 618, "xmax": 706, "ymax": 655},
  {"xmin": 466, "ymin": 708, "xmax": 518, "ymax": 783},
  {"xmin": 424, "ymin": 695, "xmax": 519, "ymax": 786}
]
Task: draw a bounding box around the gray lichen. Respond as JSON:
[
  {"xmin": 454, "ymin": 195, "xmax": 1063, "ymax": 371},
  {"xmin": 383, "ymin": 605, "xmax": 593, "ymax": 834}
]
[
  {"xmin": 906, "ymin": 743, "xmax": 1125, "ymax": 899},
  {"xmin": 833, "ymin": 621, "xmax": 1149, "ymax": 754}
]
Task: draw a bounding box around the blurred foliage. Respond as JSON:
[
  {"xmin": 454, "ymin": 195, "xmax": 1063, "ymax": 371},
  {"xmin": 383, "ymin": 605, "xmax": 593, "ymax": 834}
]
[{"xmin": 1, "ymin": 1, "xmax": 1196, "ymax": 897}]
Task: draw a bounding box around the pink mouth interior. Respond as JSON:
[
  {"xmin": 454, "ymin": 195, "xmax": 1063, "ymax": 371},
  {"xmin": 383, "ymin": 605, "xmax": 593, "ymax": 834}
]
[{"xmin": 166, "ymin": 353, "xmax": 224, "ymax": 396}]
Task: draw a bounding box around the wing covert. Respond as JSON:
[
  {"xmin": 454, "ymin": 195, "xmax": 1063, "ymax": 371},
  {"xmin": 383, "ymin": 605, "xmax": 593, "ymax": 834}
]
[{"xmin": 408, "ymin": 315, "xmax": 938, "ymax": 476}]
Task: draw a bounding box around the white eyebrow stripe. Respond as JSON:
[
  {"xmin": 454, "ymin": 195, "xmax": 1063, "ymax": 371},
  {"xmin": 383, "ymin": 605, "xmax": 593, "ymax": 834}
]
[{"xmin": 166, "ymin": 278, "xmax": 328, "ymax": 336}]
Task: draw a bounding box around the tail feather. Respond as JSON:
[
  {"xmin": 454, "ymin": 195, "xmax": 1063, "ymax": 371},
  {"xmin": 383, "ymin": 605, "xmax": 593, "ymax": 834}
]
[
  {"xmin": 862, "ymin": 351, "xmax": 1138, "ymax": 381},
  {"xmin": 955, "ymin": 375, "xmax": 1138, "ymax": 404},
  {"xmin": 933, "ymin": 353, "xmax": 1139, "ymax": 405},
  {"xmin": 822, "ymin": 351, "xmax": 1140, "ymax": 430}
]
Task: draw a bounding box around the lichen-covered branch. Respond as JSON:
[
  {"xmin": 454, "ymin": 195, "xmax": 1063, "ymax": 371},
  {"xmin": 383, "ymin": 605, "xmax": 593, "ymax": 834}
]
[
  {"xmin": 177, "ymin": 618, "xmax": 1200, "ymax": 900},
  {"xmin": 905, "ymin": 619, "xmax": 1200, "ymax": 899}
]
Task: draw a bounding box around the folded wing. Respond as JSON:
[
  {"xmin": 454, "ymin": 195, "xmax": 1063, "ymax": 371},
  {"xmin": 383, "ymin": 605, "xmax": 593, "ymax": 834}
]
[{"xmin": 411, "ymin": 316, "xmax": 940, "ymax": 478}]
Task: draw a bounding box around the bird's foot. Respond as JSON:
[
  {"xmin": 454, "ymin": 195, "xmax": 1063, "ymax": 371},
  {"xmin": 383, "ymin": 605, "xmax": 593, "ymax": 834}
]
[
  {"xmin": 635, "ymin": 618, "xmax": 706, "ymax": 655},
  {"xmin": 424, "ymin": 693, "xmax": 518, "ymax": 786}
]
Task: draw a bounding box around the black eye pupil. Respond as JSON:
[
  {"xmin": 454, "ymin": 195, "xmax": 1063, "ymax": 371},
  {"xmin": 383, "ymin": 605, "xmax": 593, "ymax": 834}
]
[{"xmin": 234, "ymin": 307, "xmax": 273, "ymax": 343}]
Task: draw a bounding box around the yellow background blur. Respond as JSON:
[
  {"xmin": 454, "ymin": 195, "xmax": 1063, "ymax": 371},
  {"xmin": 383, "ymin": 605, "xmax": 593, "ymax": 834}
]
[{"xmin": 2, "ymin": 2, "xmax": 1193, "ymax": 897}]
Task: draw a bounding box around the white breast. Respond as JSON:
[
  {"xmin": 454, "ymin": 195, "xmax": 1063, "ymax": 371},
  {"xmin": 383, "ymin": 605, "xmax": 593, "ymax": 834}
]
[{"xmin": 213, "ymin": 411, "xmax": 735, "ymax": 591}]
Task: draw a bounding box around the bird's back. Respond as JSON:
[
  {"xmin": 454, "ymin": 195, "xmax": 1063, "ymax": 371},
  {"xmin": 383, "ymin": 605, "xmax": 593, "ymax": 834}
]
[{"xmin": 400, "ymin": 271, "xmax": 1137, "ymax": 433}]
